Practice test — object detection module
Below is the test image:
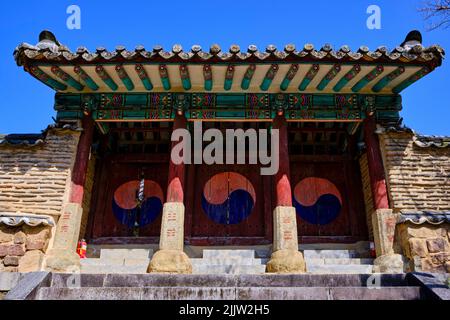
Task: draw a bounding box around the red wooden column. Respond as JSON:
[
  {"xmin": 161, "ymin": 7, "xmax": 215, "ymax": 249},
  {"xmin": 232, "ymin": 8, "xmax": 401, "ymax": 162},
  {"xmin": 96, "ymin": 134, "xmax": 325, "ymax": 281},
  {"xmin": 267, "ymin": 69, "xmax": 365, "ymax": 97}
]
[
  {"xmin": 70, "ymin": 116, "xmax": 95, "ymax": 204},
  {"xmin": 363, "ymin": 116, "xmax": 389, "ymax": 209},
  {"xmin": 166, "ymin": 113, "xmax": 187, "ymax": 203},
  {"xmin": 272, "ymin": 115, "xmax": 292, "ymax": 207}
]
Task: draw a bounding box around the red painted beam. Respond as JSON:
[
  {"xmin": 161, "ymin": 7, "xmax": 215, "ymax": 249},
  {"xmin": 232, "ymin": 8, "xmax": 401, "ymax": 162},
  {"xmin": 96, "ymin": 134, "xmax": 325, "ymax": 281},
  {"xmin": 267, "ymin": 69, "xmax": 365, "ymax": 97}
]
[
  {"xmin": 363, "ymin": 116, "xmax": 389, "ymax": 209},
  {"xmin": 70, "ymin": 116, "xmax": 95, "ymax": 204},
  {"xmin": 166, "ymin": 113, "xmax": 187, "ymax": 203},
  {"xmin": 273, "ymin": 115, "xmax": 293, "ymax": 207}
]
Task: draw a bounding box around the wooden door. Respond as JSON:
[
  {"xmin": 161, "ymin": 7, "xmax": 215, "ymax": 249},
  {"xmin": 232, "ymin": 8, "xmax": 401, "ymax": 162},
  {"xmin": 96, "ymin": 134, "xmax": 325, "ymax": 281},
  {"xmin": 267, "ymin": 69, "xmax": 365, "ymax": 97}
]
[
  {"xmin": 290, "ymin": 158, "xmax": 367, "ymax": 242},
  {"xmin": 91, "ymin": 159, "xmax": 167, "ymax": 239},
  {"xmin": 190, "ymin": 164, "xmax": 267, "ymax": 242}
]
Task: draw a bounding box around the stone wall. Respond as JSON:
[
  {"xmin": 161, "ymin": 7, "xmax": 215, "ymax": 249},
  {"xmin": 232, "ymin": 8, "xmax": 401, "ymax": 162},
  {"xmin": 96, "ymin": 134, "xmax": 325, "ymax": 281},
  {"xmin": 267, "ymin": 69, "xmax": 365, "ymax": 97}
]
[
  {"xmin": 359, "ymin": 154, "xmax": 374, "ymax": 240},
  {"xmin": 0, "ymin": 224, "xmax": 52, "ymax": 272},
  {"xmin": 379, "ymin": 130, "xmax": 450, "ymax": 273},
  {"xmin": 79, "ymin": 155, "xmax": 96, "ymax": 240},
  {"xmin": 379, "ymin": 131, "xmax": 450, "ymax": 212},
  {"xmin": 397, "ymin": 223, "xmax": 450, "ymax": 273},
  {"xmin": 0, "ymin": 129, "xmax": 80, "ymax": 218}
]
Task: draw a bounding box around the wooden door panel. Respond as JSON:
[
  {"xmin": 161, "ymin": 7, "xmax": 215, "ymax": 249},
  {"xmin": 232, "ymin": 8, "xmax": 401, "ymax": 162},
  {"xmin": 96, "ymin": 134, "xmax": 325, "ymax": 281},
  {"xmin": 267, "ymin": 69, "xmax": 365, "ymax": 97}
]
[
  {"xmin": 92, "ymin": 161, "xmax": 167, "ymax": 238},
  {"xmin": 291, "ymin": 161, "xmax": 354, "ymax": 237},
  {"xmin": 192, "ymin": 164, "xmax": 265, "ymax": 238}
]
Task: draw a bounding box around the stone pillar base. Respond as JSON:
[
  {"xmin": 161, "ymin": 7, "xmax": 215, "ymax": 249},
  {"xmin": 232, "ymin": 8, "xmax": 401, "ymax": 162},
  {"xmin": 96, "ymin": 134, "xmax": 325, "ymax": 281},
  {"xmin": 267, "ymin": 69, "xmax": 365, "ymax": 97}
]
[
  {"xmin": 44, "ymin": 249, "xmax": 80, "ymax": 273},
  {"xmin": 373, "ymin": 253, "xmax": 407, "ymax": 273},
  {"xmin": 147, "ymin": 249, "xmax": 192, "ymax": 274},
  {"xmin": 266, "ymin": 249, "xmax": 306, "ymax": 273}
]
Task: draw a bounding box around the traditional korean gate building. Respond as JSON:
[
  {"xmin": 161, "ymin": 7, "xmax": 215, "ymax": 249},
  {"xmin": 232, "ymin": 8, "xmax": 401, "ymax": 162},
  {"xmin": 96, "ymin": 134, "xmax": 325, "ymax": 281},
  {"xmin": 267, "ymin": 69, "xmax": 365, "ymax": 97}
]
[{"xmin": 1, "ymin": 30, "xmax": 449, "ymax": 275}]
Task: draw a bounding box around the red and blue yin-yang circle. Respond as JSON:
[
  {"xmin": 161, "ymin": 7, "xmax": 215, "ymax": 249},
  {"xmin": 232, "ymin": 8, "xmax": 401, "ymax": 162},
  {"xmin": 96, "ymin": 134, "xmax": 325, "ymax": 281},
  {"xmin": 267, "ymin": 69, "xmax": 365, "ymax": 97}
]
[
  {"xmin": 202, "ymin": 172, "xmax": 256, "ymax": 225},
  {"xmin": 293, "ymin": 177, "xmax": 342, "ymax": 226},
  {"xmin": 112, "ymin": 180, "xmax": 164, "ymax": 228}
]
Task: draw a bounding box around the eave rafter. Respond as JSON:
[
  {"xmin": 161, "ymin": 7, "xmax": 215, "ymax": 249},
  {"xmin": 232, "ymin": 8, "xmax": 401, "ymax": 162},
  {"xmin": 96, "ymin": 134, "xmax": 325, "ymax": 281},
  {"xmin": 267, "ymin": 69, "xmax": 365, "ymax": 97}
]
[
  {"xmin": 260, "ymin": 64, "xmax": 279, "ymax": 91},
  {"xmin": 392, "ymin": 66, "xmax": 430, "ymax": 94},
  {"xmin": 28, "ymin": 66, "xmax": 67, "ymax": 91},
  {"xmin": 135, "ymin": 64, "xmax": 153, "ymax": 91},
  {"xmin": 115, "ymin": 64, "xmax": 135, "ymax": 91},
  {"xmin": 317, "ymin": 64, "xmax": 342, "ymax": 91},
  {"xmin": 224, "ymin": 65, "xmax": 234, "ymax": 91},
  {"xmin": 280, "ymin": 64, "xmax": 299, "ymax": 91},
  {"xmin": 74, "ymin": 66, "xmax": 99, "ymax": 91},
  {"xmin": 298, "ymin": 64, "xmax": 320, "ymax": 91},
  {"xmin": 50, "ymin": 66, "xmax": 84, "ymax": 91},
  {"xmin": 333, "ymin": 65, "xmax": 361, "ymax": 92},
  {"xmin": 351, "ymin": 65, "xmax": 384, "ymax": 93},
  {"xmin": 241, "ymin": 64, "xmax": 256, "ymax": 90},
  {"xmin": 203, "ymin": 65, "xmax": 213, "ymax": 91},
  {"xmin": 95, "ymin": 65, "xmax": 118, "ymax": 91},
  {"xmin": 159, "ymin": 65, "xmax": 171, "ymax": 90}
]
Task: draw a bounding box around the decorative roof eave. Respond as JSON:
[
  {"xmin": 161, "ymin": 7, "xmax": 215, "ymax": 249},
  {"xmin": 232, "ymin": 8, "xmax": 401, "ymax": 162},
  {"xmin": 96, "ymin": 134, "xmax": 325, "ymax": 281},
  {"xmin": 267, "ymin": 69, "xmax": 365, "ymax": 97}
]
[
  {"xmin": 13, "ymin": 30, "xmax": 445, "ymax": 95},
  {"xmin": 398, "ymin": 212, "xmax": 450, "ymax": 225}
]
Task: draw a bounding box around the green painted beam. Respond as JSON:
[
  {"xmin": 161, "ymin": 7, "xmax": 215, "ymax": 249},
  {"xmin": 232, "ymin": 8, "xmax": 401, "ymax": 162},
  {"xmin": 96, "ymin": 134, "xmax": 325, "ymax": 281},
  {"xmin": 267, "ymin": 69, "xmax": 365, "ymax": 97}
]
[
  {"xmin": 351, "ymin": 66, "xmax": 384, "ymax": 92},
  {"xmin": 224, "ymin": 65, "xmax": 235, "ymax": 91},
  {"xmin": 260, "ymin": 64, "xmax": 279, "ymax": 91},
  {"xmin": 159, "ymin": 65, "xmax": 171, "ymax": 90},
  {"xmin": 74, "ymin": 66, "xmax": 99, "ymax": 91},
  {"xmin": 115, "ymin": 65, "xmax": 135, "ymax": 91},
  {"xmin": 95, "ymin": 65, "xmax": 118, "ymax": 91},
  {"xmin": 298, "ymin": 64, "xmax": 320, "ymax": 91},
  {"xmin": 241, "ymin": 64, "xmax": 256, "ymax": 90},
  {"xmin": 280, "ymin": 64, "xmax": 299, "ymax": 91},
  {"xmin": 135, "ymin": 64, "xmax": 153, "ymax": 90},
  {"xmin": 203, "ymin": 65, "xmax": 213, "ymax": 91},
  {"xmin": 392, "ymin": 67, "xmax": 430, "ymax": 94},
  {"xmin": 372, "ymin": 66, "xmax": 405, "ymax": 92},
  {"xmin": 50, "ymin": 66, "xmax": 84, "ymax": 91},
  {"xmin": 29, "ymin": 66, "xmax": 67, "ymax": 91},
  {"xmin": 179, "ymin": 65, "xmax": 192, "ymax": 90},
  {"xmin": 317, "ymin": 64, "xmax": 341, "ymax": 91},
  {"xmin": 332, "ymin": 65, "xmax": 361, "ymax": 92}
]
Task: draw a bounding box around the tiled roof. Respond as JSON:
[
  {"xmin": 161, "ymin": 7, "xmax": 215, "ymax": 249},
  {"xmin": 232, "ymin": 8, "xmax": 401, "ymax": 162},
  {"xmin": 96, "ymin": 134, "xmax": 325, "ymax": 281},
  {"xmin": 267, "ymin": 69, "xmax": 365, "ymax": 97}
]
[
  {"xmin": 398, "ymin": 212, "xmax": 450, "ymax": 225},
  {"xmin": 14, "ymin": 35, "xmax": 444, "ymax": 67}
]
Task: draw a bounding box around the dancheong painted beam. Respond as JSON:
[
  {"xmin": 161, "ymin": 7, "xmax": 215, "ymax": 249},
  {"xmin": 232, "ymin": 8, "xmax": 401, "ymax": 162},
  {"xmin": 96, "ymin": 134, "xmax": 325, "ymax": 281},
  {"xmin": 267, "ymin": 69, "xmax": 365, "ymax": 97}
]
[{"xmin": 54, "ymin": 92, "xmax": 402, "ymax": 122}]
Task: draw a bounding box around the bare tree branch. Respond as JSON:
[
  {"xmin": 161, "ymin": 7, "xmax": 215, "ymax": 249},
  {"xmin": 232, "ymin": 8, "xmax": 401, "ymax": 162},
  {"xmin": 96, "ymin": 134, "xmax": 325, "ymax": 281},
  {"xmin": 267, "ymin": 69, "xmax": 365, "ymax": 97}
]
[{"xmin": 419, "ymin": 0, "xmax": 450, "ymax": 30}]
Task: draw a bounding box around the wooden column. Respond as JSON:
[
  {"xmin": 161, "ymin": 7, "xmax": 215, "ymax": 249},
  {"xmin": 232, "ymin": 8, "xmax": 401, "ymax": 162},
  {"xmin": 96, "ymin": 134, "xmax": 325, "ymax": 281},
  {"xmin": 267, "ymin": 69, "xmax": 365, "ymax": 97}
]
[
  {"xmin": 266, "ymin": 114, "xmax": 305, "ymax": 273},
  {"xmin": 363, "ymin": 116, "xmax": 389, "ymax": 209},
  {"xmin": 272, "ymin": 115, "xmax": 292, "ymax": 206},
  {"xmin": 166, "ymin": 113, "xmax": 186, "ymax": 203},
  {"xmin": 45, "ymin": 116, "xmax": 95, "ymax": 272},
  {"xmin": 148, "ymin": 113, "xmax": 192, "ymax": 273},
  {"xmin": 70, "ymin": 116, "xmax": 95, "ymax": 204}
]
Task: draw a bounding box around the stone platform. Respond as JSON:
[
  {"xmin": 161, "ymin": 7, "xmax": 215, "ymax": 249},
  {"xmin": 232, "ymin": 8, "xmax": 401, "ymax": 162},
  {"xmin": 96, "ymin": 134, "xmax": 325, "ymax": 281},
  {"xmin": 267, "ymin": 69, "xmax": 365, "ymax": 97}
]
[{"xmin": 4, "ymin": 272, "xmax": 450, "ymax": 300}]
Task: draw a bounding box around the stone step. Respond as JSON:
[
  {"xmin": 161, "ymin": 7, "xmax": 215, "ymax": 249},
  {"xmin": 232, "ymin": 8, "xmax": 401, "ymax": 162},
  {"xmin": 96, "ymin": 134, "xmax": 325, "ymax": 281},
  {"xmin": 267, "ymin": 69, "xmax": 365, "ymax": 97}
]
[
  {"xmin": 299, "ymin": 241, "xmax": 371, "ymax": 251},
  {"xmin": 307, "ymin": 264, "xmax": 374, "ymax": 274},
  {"xmin": 303, "ymin": 250, "xmax": 369, "ymax": 259},
  {"xmin": 190, "ymin": 258, "xmax": 267, "ymax": 266},
  {"xmin": 305, "ymin": 258, "xmax": 374, "ymax": 265},
  {"xmin": 49, "ymin": 273, "xmax": 412, "ymax": 288},
  {"xmin": 36, "ymin": 286, "xmax": 421, "ymax": 300},
  {"xmin": 81, "ymin": 258, "xmax": 150, "ymax": 267},
  {"xmin": 81, "ymin": 264, "xmax": 148, "ymax": 274},
  {"xmin": 202, "ymin": 249, "xmax": 256, "ymax": 259},
  {"xmin": 100, "ymin": 249, "xmax": 153, "ymax": 260},
  {"xmin": 192, "ymin": 264, "xmax": 266, "ymax": 275}
]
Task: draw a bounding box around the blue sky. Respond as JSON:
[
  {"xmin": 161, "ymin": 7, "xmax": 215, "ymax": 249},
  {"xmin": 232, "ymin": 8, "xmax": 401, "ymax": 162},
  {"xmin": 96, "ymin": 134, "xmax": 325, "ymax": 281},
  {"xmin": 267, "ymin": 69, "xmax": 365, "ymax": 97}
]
[{"xmin": 0, "ymin": 0, "xmax": 448, "ymax": 135}]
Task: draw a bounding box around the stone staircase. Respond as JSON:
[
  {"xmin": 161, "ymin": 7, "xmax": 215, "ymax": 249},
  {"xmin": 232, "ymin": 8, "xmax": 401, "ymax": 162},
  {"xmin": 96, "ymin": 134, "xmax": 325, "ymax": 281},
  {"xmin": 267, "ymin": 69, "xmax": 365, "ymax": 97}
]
[
  {"xmin": 80, "ymin": 249, "xmax": 153, "ymax": 274},
  {"xmin": 80, "ymin": 243, "xmax": 375, "ymax": 275},
  {"xmin": 191, "ymin": 250, "xmax": 267, "ymax": 275},
  {"xmin": 304, "ymin": 249, "xmax": 374, "ymax": 274},
  {"xmin": 31, "ymin": 273, "xmax": 425, "ymax": 300}
]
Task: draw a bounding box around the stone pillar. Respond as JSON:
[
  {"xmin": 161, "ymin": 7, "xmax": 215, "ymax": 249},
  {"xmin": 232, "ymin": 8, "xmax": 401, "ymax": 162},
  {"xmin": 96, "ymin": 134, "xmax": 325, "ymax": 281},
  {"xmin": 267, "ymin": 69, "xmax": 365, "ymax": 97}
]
[
  {"xmin": 45, "ymin": 116, "xmax": 95, "ymax": 273},
  {"xmin": 266, "ymin": 115, "xmax": 305, "ymax": 273},
  {"xmin": 364, "ymin": 116, "xmax": 405, "ymax": 272},
  {"xmin": 148, "ymin": 113, "xmax": 192, "ymax": 274}
]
